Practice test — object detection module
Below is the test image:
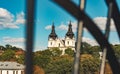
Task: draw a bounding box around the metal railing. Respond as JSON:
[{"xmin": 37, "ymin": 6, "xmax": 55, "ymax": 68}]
[{"xmin": 25, "ymin": 0, "xmax": 120, "ymax": 74}]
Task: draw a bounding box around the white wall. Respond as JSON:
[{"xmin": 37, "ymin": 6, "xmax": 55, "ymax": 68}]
[
  {"xmin": 48, "ymin": 37, "xmax": 75, "ymax": 55},
  {"xmin": 65, "ymin": 37, "xmax": 75, "ymax": 47},
  {"xmin": 1, "ymin": 70, "xmax": 24, "ymax": 74},
  {"xmin": 48, "ymin": 38, "xmax": 64, "ymax": 48}
]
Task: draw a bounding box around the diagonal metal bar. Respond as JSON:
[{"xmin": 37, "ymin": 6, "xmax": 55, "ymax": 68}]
[
  {"xmin": 105, "ymin": 0, "xmax": 120, "ymax": 40},
  {"xmin": 25, "ymin": 0, "xmax": 36, "ymax": 74},
  {"xmin": 52, "ymin": 0, "xmax": 120, "ymax": 73},
  {"xmin": 100, "ymin": 3, "xmax": 113, "ymax": 74}
]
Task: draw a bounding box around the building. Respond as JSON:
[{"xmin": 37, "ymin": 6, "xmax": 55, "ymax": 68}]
[
  {"xmin": 48, "ymin": 21, "xmax": 75, "ymax": 54},
  {"xmin": 0, "ymin": 61, "xmax": 25, "ymax": 74}
]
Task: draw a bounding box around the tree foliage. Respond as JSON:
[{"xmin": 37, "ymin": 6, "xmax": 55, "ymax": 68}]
[
  {"xmin": 16, "ymin": 54, "xmax": 25, "ymax": 64},
  {"xmin": 33, "ymin": 53, "xmax": 51, "ymax": 68},
  {"xmin": 80, "ymin": 54, "xmax": 100, "ymax": 74},
  {"xmin": 33, "ymin": 65, "xmax": 45, "ymax": 74},
  {"xmin": 113, "ymin": 45, "xmax": 120, "ymax": 59},
  {"xmin": 45, "ymin": 55, "xmax": 73, "ymax": 74},
  {"xmin": 50, "ymin": 47, "xmax": 62, "ymax": 57},
  {"xmin": 65, "ymin": 48, "xmax": 74, "ymax": 56},
  {"xmin": 1, "ymin": 44, "xmax": 120, "ymax": 73},
  {"xmin": 0, "ymin": 49, "xmax": 15, "ymax": 61}
]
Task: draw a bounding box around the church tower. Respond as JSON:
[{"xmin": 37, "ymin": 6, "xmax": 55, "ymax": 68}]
[
  {"xmin": 48, "ymin": 23, "xmax": 58, "ymax": 48},
  {"xmin": 65, "ymin": 21, "xmax": 75, "ymax": 48},
  {"xmin": 47, "ymin": 21, "xmax": 75, "ymax": 54}
]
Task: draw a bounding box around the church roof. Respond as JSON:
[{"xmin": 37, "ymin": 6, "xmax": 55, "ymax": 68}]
[
  {"xmin": 49, "ymin": 23, "xmax": 58, "ymax": 40},
  {"xmin": 0, "ymin": 61, "xmax": 25, "ymax": 70},
  {"xmin": 66, "ymin": 21, "xmax": 74, "ymax": 39}
]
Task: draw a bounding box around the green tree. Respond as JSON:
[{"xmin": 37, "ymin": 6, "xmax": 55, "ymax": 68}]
[
  {"xmin": 41, "ymin": 49, "xmax": 53, "ymax": 57},
  {"xmin": 45, "ymin": 55, "xmax": 73, "ymax": 74},
  {"xmin": 50, "ymin": 47, "xmax": 62, "ymax": 57},
  {"xmin": 81, "ymin": 42, "xmax": 91, "ymax": 54},
  {"xmin": 65, "ymin": 48, "xmax": 74, "ymax": 56},
  {"xmin": 0, "ymin": 45, "xmax": 5, "ymax": 50},
  {"xmin": 0, "ymin": 49, "xmax": 15, "ymax": 61},
  {"xmin": 16, "ymin": 54, "xmax": 25, "ymax": 64},
  {"xmin": 89, "ymin": 46, "xmax": 101, "ymax": 58},
  {"xmin": 80, "ymin": 54, "xmax": 100, "ymax": 74},
  {"xmin": 5, "ymin": 44, "xmax": 12, "ymax": 49},
  {"xmin": 113, "ymin": 45, "xmax": 120, "ymax": 59},
  {"xmin": 33, "ymin": 55, "xmax": 51, "ymax": 68}
]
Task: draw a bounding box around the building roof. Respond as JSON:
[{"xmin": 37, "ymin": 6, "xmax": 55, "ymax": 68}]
[
  {"xmin": 66, "ymin": 21, "xmax": 74, "ymax": 39},
  {"xmin": 0, "ymin": 61, "xmax": 25, "ymax": 70},
  {"xmin": 49, "ymin": 23, "xmax": 58, "ymax": 40}
]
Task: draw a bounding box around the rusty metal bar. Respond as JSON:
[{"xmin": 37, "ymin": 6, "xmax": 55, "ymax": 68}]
[
  {"xmin": 73, "ymin": 0, "xmax": 85, "ymax": 74},
  {"xmin": 105, "ymin": 0, "xmax": 120, "ymax": 40},
  {"xmin": 100, "ymin": 2, "xmax": 113, "ymax": 74},
  {"xmin": 25, "ymin": 0, "xmax": 36, "ymax": 74}
]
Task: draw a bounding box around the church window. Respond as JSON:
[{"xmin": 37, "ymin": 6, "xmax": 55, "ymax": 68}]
[
  {"xmin": 68, "ymin": 41, "xmax": 69, "ymax": 45},
  {"xmin": 59, "ymin": 43, "xmax": 60, "ymax": 47},
  {"xmin": 51, "ymin": 42, "xmax": 52, "ymax": 45}
]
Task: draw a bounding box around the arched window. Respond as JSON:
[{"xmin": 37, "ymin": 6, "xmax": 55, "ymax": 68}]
[
  {"xmin": 59, "ymin": 43, "xmax": 60, "ymax": 47},
  {"xmin": 51, "ymin": 42, "xmax": 52, "ymax": 45},
  {"xmin": 67, "ymin": 41, "xmax": 69, "ymax": 45}
]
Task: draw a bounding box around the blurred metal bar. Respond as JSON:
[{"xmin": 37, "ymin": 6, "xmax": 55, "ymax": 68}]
[
  {"xmin": 100, "ymin": 3, "xmax": 113, "ymax": 74},
  {"xmin": 105, "ymin": 0, "xmax": 120, "ymax": 40},
  {"xmin": 73, "ymin": 0, "xmax": 85, "ymax": 74},
  {"xmin": 52, "ymin": 0, "xmax": 120, "ymax": 73},
  {"xmin": 25, "ymin": 0, "xmax": 36, "ymax": 74}
]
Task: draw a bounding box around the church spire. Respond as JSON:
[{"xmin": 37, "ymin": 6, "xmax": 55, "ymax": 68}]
[
  {"xmin": 49, "ymin": 22, "xmax": 58, "ymax": 40},
  {"xmin": 66, "ymin": 21, "xmax": 74, "ymax": 39}
]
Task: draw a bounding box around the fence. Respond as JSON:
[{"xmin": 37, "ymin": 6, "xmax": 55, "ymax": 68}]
[{"xmin": 25, "ymin": 0, "xmax": 120, "ymax": 74}]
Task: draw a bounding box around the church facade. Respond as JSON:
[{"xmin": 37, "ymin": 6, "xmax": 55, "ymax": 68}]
[{"xmin": 48, "ymin": 21, "xmax": 75, "ymax": 54}]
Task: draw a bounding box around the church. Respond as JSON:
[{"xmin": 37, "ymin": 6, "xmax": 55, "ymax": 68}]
[{"xmin": 48, "ymin": 21, "xmax": 75, "ymax": 54}]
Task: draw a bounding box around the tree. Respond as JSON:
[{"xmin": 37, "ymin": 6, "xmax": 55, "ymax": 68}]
[
  {"xmin": 113, "ymin": 45, "xmax": 120, "ymax": 59},
  {"xmin": 80, "ymin": 54, "xmax": 100, "ymax": 74},
  {"xmin": 0, "ymin": 49, "xmax": 15, "ymax": 61},
  {"xmin": 50, "ymin": 47, "xmax": 62, "ymax": 57},
  {"xmin": 5, "ymin": 44, "xmax": 12, "ymax": 50},
  {"xmin": 89, "ymin": 46, "xmax": 101, "ymax": 58},
  {"xmin": 16, "ymin": 54, "xmax": 25, "ymax": 64},
  {"xmin": 45, "ymin": 55, "xmax": 73, "ymax": 74},
  {"xmin": 40, "ymin": 49, "xmax": 53, "ymax": 57},
  {"xmin": 81, "ymin": 42, "xmax": 91, "ymax": 54},
  {"xmin": 65, "ymin": 48, "xmax": 74, "ymax": 56},
  {"xmin": 0, "ymin": 45, "xmax": 5, "ymax": 50},
  {"xmin": 33, "ymin": 54, "xmax": 51, "ymax": 68},
  {"xmin": 33, "ymin": 65, "xmax": 45, "ymax": 74}
]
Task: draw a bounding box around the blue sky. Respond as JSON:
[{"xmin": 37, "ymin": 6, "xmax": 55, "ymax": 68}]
[{"xmin": 0, "ymin": 0, "xmax": 120, "ymax": 51}]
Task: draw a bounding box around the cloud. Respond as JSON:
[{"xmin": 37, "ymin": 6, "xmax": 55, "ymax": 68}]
[
  {"xmin": 3, "ymin": 37, "xmax": 25, "ymax": 43},
  {"xmin": 12, "ymin": 44, "xmax": 25, "ymax": 49},
  {"xmin": 58, "ymin": 23, "xmax": 68, "ymax": 31},
  {"xmin": 45, "ymin": 25, "xmax": 52, "ymax": 30},
  {"xmin": 58, "ymin": 21, "xmax": 77, "ymax": 32},
  {"xmin": 0, "ymin": 8, "xmax": 25, "ymax": 29},
  {"xmin": 45, "ymin": 21, "xmax": 87, "ymax": 33},
  {"xmin": 45, "ymin": 16, "xmax": 116, "ymax": 33},
  {"xmin": 93, "ymin": 17, "xmax": 116, "ymax": 31},
  {"xmin": 15, "ymin": 12, "xmax": 25, "ymax": 25},
  {"xmin": 82, "ymin": 37, "xmax": 98, "ymax": 46}
]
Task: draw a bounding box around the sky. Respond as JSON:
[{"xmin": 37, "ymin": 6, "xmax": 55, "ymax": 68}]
[{"xmin": 0, "ymin": 0, "xmax": 120, "ymax": 51}]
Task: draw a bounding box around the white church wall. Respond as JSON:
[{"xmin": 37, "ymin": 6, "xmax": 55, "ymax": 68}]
[
  {"xmin": 1, "ymin": 70, "xmax": 7, "ymax": 74},
  {"xmin": 1, "ymin": 70, "xmax": 24, "ymax": 74},
  {"xmin": 48, "ymin": 38, "xmax": 56, "ymax": 47},
  {"xmin": 65, "ymin": 37, "xmax": 75, "ymax": 47},
  {"xmin": 56, "ymin": 39, "xmax": 64, "ymax": 47},
  {"xmin": 48, "ymin": 38, "xmax": 65, "ymax": 48}
]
